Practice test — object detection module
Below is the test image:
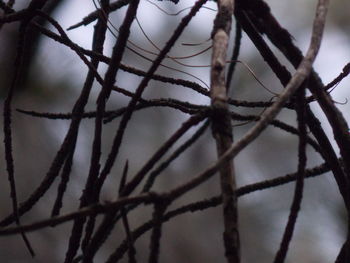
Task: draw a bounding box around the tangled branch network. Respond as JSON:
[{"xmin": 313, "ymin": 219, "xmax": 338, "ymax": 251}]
[{"xmin": 1, "ymin": 0, "xmax": 350, "ymax": 262}]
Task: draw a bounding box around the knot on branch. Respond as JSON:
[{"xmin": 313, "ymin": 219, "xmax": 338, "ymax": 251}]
[
  {"xmin": 210, "ymin": 103, "xmax": 233, "ymax": 139},
  {"xmin": 211, "ymin": 6, "xmax": 233, "ymax": 37}
]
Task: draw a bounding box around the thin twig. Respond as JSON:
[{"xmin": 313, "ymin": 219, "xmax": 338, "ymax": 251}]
[
  {"xmin": 226, "ymin": 21, "xmax": 242, "ymax": 90},
  {"xmin": 2, "ymin": 16, "xmax": 35, "ymax": 258},
  {"xmin": 273, "ymin": 81, "xmax": 307, "ymax": 263},
  {"xmin": 62, "ymin": 1, "xmax": 111, "ymax": 261},
  {"xmin": 0, "ymin": 159, "xmax": 331, "ymax": 237}
]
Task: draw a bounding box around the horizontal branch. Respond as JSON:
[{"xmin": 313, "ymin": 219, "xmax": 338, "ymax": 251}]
[{"xmin": 0, "ymin": 159, "xmax": 331, "ymax": 236}]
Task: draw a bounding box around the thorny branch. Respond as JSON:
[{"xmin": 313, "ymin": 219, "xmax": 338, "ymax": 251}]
[
  {"xmin": 0, "ymin": 0, "xmax": 349, "ymax": 262},
  {"xmin": 0, "ymin": 159, "xmax": 334, "ymax": 236}
]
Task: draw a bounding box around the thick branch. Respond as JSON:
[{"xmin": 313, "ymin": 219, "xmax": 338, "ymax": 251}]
[{"xmin": 211, "ymin": 1, "xmax": 239, "ymax": 262}]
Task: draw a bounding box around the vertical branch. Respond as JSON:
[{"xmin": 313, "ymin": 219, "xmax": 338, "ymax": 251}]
[
  {"xmin": 273, "ymin": 82, "xmax": 307, "ymax": 263},
  {"xmin": 148, "ymin": 198, "xmax": 168, "ymax": 263},
  {"xmin": 118, "ymin": 161, "xmax": 137, "ymax": 263},
  {"xmin": 1, "ymin": 0, "xmax": 49, "ymax": 252},
  {"xmin": 3, "ymin": 21, "xmax": 35, "ymax": 257},
  {"xmin": 62, "ymin": 1, "xmax": 111, "ymax": 262},
  {"xmin": 210, "ymin": 1, "xmax": 239, "ymax": 262},
  {"xmin": 66, "ymin": 0, "xmax": 140, "ymax": 260},
  {"xmin": 226, "ymin": 21, "xmax": 242, "ymax": 90}
]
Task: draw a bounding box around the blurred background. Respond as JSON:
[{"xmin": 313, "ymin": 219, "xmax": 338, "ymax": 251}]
[{"xmin": 0, "ymin": 0, "xmax": 350, "ymax": 262}]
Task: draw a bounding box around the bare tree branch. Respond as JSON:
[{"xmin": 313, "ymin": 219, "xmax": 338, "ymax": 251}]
[{"xmin": 210, "ymin": 0, "xmax": 239, "ymax": 262}]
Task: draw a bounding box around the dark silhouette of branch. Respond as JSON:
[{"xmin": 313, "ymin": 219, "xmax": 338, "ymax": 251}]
[
  {"xmin": 0, "ymin": 159, "xmax": 331, "ymax": 236},
  {"xmin": 2, "ymin": 14, "xmax": 35, "ymax": 258},
  {"xmin": 62, "ymin": 1, "xmax": 111, "ymax": 261},
  {"xmin": 226, "ymin": 20, "xmax": 242, "ymax": 90},
  {"xmin": 273, "ymin": 81, "xmax": 307, "ymax": 263},
  {"xmin": 235, "ymin": 4, "xmax": 348, "ymax": 206}
]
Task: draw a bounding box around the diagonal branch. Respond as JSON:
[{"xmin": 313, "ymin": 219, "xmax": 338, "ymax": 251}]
[
  {"xmin": 168, "ymin": 0, "xmax": 329, "ymax": 219},
  {"xmin": 235, "ymin": 6, "xmax": 348, "ymax": 207},
  {"xmin": 219, "ymin": 0, "xmax": 329, "ymax": 170}
]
